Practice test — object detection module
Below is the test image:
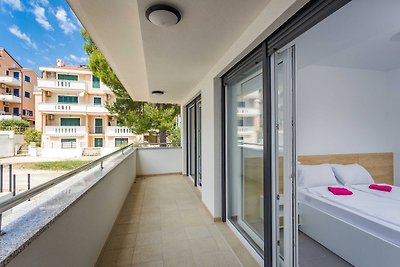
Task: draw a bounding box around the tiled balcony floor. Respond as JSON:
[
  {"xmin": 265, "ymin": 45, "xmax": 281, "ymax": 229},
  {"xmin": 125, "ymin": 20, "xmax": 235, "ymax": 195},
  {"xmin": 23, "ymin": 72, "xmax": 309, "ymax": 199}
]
[{"xmin": 96, "ymin": 174, "xmax": 259, "ymax": 267}]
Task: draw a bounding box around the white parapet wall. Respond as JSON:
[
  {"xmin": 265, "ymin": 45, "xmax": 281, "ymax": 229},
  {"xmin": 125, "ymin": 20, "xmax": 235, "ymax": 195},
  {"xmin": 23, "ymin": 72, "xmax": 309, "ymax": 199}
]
[
  {"xmin": 6, "ymin": 149, "xmax": 137, "ymax": 267},
  {"xmin": 136, "ymin": 147, "xmax": 182, "ymax": 176},
  {"xmin": 0, "ymin": 131, "xmax": 24, "ymax": 158}
]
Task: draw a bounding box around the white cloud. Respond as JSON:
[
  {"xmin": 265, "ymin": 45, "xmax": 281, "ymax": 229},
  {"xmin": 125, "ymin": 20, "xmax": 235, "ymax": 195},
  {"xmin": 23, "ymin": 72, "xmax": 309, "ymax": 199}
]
[
  {"xmin": 32, "ymin": 5, "xmax": 53, "ymax": 30},
  {"xmin": 66, "ymin": 54, "xmax": 88, "ymax": 64},
  {"xmin": 8, "ymin": 25, "xmax": 37, "ymax": 49},
  {"xmin": 0, "ymin": 0, "xmax": 23, "ymax": 11},
  {"xmin": 54, "ymin": 7, "xmax": 77, "ymax": 35},
  {"xmin": 26, "ymin": 59, "xmax": 35, "ymax": 65}
]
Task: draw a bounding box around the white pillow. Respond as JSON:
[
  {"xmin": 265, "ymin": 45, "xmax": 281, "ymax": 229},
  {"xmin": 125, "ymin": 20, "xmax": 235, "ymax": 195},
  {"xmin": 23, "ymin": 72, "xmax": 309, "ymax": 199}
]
[
  {"xmin": 331, "ymin": 164, "xmax": 374, "ymax": 185},
  {"xmin": 297, "ymin": 164, "xmax": 339, "ymax": 188}
]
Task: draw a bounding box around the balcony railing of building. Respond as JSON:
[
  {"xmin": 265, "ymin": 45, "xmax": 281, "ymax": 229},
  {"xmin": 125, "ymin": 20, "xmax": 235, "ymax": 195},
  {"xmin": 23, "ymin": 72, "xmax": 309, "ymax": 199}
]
[
  {"xmin": 237, "ymin": 107, "xmax": 259, "ymax": 116},
  {"xmin": 0, "ymin": 76, "xmax": 21, "ymax": 87},
  {"xmin": 0, "ymin": 143, "xmax": 186, "ymax": 267},
  {"xmin": 37, "ymin": 79, "xmax": 86, "ymax": 91},
  {"xmin": 0, "ymin": 114, "xmax": 21, "ymax": 121},
  {"xmin": 106, "ymin": 126, "xmax": 133, "ymax": 136},
  {"xmin": 0, "ymin": 94, "xmax": 21, "ymax": 104},
  {"xmin": 44, "ymin": 126, "xmax": 87, "ymax": 136},
  {"xmin": 237, "ymin": 126, "xmax": 256, "ymax": 134},
  {"xmin": 37, "ymin": 103, "xmax": 109, "ymax": 114}
]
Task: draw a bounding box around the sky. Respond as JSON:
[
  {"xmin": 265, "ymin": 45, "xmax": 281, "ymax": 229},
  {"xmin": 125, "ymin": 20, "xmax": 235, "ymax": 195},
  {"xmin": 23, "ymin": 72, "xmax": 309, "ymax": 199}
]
[{"xmin": 0, "ymin": 0, "xmax": 87, "ymax": 75}]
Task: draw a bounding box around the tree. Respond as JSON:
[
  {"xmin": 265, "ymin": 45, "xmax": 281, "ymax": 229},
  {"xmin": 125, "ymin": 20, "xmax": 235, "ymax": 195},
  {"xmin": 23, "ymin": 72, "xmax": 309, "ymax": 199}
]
[
  {"xmin": 81, "ymin": 29, "xmax": 180, "ymax": 145},
  {"xmin": 24, "ymin": 128, "xmax": 41, "ymax": 147}
]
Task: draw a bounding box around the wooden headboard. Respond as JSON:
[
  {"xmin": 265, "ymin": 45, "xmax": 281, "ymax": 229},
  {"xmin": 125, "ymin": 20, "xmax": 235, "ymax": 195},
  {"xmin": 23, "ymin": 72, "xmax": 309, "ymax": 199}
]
[{"xmin": 298, "ymin": 152, "xmax": 394, "ymax": 185}]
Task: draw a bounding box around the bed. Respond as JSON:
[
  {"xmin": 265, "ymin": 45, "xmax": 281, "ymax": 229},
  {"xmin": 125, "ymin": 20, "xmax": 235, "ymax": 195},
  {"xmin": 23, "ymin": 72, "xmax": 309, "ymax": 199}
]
[{"xmin": 297, "ymin": 152, "xmax": 400, "ymax": 267}]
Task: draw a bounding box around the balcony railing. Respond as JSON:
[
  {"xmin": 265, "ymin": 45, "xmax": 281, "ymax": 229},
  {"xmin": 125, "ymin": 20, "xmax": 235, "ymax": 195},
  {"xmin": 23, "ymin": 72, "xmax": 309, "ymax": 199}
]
[
  {"xmin": 237, "ymin": 107, "xmax": 259, "ymax": 116},
  {"xmin": 0, "ymin": 94, "xmax": 21, "ymax": 104},
  {"xmin": 0, "ymin": 114, "xmax": 21, "ymax": 120},
  {"xmin": 37, "ymin": 79, "xmax": 86, "ymax": 90},
  {"xmin": 44, "ymin": 126, "xmax": 87, "ymax": 136},
  {"xmin": 0, "ymin": 76, "xmax": 21, "ymax": 87},
  {"xmin": 106, "ymin": 126, "xmax": 133, "ymax": 136},
  {"xmin": 38, "ymin": 103, "xmax": 108, "ymax": 114},
  {"xmin": 237, "ymin": 126, "xmax": 256, "ymax": 135}
]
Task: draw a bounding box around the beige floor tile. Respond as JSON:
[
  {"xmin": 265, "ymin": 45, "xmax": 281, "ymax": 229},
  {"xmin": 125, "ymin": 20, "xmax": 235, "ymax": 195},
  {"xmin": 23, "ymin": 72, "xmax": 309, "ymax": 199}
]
[
  {"xmin": 138, "ymin": 221, "xmax": 162, "ymax": 233},
  {"xmin": 132, "ymin": 244, "xmax": 163, "ymax": 265},
  {"xmin": 113, "ymin": 223, "xmax": 139, "ymax": 235},
  {"xmin": 189, "ymin": 237, "xmax": 219, "ymax": 254},
  {"xmin": 185, "ymin": 225, "xmax": 211, "ymax": 239},
  {"xmin": 163, "ymin": 251, "xmax": 195, "ymax": 267},
  {"xmin": 135, "ymin": 231, "xmax": 162, "ymax": 247},
  {"xmin": 98, "ymin": 248, "xmax": 134, "ymax": 267},
  {"xmin": 162, "ymin": 228, "xmax": 189, "ymax": 243},
  {"xmin": 132, "ymin": 260, "xmax": 164, "ymax": 267},
  {"xmin": 106, "ymin": 233, "xmax": 137, "ymax": 250}
]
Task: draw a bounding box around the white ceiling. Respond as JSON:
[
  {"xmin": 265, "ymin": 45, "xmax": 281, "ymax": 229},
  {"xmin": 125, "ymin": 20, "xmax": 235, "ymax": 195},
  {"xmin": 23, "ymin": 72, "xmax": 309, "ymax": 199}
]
[
  {"xmin": 68, "ymin": 0, "xmax": 269, "ymax": 103},
  {"xmin": 297, "ymin": 0, "xmax": 400, "ymax": 72}
]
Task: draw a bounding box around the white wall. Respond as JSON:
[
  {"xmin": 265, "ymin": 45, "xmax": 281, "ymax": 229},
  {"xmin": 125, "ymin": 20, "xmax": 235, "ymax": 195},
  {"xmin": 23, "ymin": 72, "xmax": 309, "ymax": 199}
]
[
  {"xmin": 297, "ymin": 65, "xmax": 400, "ymax": 184},
  {"xmin": 7, "ymin": 150, "xmax": 137, "ymax": 267},
  {"xmin": 0, "ymin": 132, "xmax": 24, "ymax": 158},
  {"xmin": 136, "ymin": 147, "xmax": 182, "ymax": 176}
]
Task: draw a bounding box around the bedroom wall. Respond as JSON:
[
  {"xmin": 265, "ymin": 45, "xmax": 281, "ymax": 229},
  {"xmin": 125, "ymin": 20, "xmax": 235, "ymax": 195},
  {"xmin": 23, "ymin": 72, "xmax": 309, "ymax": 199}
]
[{"xmin": 297, "ymin": 65, "xmax": 400, "ymax": 185}]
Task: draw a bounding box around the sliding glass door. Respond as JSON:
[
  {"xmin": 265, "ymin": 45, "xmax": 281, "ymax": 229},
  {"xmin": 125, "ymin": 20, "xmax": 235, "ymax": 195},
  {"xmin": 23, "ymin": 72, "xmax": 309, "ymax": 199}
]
[
  {"xmin": 187, "ymin": 96, "xmax": 202, "ymax": 187},
  {"xmin": 272, "ymin": 46, "xmax": 296, "ymax": 267},
  {"xmin": 224, "ymin": 49, "xmax": 265, "ymax": 255}
]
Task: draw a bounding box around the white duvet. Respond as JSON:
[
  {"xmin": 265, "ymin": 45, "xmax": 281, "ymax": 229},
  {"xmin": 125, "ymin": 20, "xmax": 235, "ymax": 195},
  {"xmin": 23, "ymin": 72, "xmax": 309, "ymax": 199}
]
[
  {"xmin": 350, "ymin": 184, "xmax": 400, "ymax": 202},
  {"xmin": 307, "ymin": 186, "xmax": 400, "ymax": 228}
]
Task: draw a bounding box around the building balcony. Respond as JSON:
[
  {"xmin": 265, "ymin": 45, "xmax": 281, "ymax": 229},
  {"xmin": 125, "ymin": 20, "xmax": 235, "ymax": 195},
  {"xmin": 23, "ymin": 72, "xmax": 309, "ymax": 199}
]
[
  {"xmin": 0, "ymin": 76, "xmax": 21, "ymax": 87},
  {"xmin": 237, "ymin": 126, "xmax": 256, "ymax": 135},
  {"xmin": 38, "ymin": 103, "xmax": 109, "ymax": 114},
  {"xmin": 237, "ymin": 107, "xmax": 259, "ymax": 116},
  {"xmin": 0, "ymin": 113, "xmax": 21, "ymax": 120},
  {"xmin": 44, "ymin": 126, "xmax": 87, "ymax": 136},
  {"xmin": 0, "ymin": 94, "xmax": 21, "ymax": 104},
  {"xmin": 37, "ymin": 79, "xmax": 86, "ymax": 91},
  {"xmin": 106, "ymin": 126, "xmax": 134, "ymax": 136},
  {"xmin": 0, "ymin": 146, "xmax": 257, "ymax": 267}
]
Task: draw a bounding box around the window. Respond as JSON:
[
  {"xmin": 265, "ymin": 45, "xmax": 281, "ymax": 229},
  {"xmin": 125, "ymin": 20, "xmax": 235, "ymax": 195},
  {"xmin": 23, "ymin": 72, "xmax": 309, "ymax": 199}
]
[
  {"xmin": 12, "ymin": 107, "xmax": 19, "ymax": 116},
  {"xmin": 22, "ymin": 110, "xmax": 26, "ymax": 116},
  {"xmin": 61, "ymin": 139, "xmax": 77, "ymax": 149},
  {"xmin": 93, "ymin": 97, "xmax": 102, "ymax": 105},
  {"xmin": 58, "ymin": 74, "xmax": 78, "ymax": 81},
  {"xmin": 13, "ymin": 72, "xmax": 19, "ymax": 80},
  {"xmin": 4, "ymin": 107, "xmax": 9, "ymax": 113},
  {"xmin": 28, "ymin": 110, "xmax": 33, "ymax": 116},
  {"xmin": 92, "ymin": 75, "xmax": 100, "ymax": 88},
  {"xmin": 115, "ymin": 138, "xmax": 128, "ymax": 147},
  {"xmin": 94, "ymin": 138, "xmax": 103, "ymax": 147},
  {"xmin": 5, "ymin": 70, "xmax": 9, "ymax": 76},
  {"xmin": 60, "ymin": 118, "xmax": 80, "ymax": 126},
  {"xmin": 238, "ymin": 101, "xmax": 246, "ymax": 108},
  {"xmin": 24, "ymin": 76, "xmax": 31, "ymax": 82},
  {"xmin": 13, "ymin": 89, "xmax": 19, "ymax": 97},
  {"xmin": 58, "ymin": 95, "xmax": 78, "ymax": 103},
  {"xmin": 5, "ymin": 88, "xmax": 10, "ymax": 93},
  {"xmin": 24, "ymin": 91, "xmax": 30, "ymax": 98}
]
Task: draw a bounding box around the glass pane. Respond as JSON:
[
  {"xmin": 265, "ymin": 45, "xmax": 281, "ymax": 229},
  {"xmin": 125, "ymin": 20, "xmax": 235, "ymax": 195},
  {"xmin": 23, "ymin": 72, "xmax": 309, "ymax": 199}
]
[{"xmin": 227, "ymin": 60, "xmax": 264, "ymax": 254}]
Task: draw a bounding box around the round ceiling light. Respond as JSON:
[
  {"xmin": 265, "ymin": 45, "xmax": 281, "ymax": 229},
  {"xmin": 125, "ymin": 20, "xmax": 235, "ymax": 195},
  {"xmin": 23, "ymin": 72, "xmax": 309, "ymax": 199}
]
[
  {"xmin": 152, "ymin": 90, "xmax": 165, "ymax": 95},
  {"xmin": 146, "ymin": 5, "xmax": 181, "ymax": 27}
]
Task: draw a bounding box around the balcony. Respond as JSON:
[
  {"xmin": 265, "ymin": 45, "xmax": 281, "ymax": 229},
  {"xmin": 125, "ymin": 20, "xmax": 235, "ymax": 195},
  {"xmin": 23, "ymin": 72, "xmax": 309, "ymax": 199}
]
[
  {"xmin": 44, "ymin": 126, "xmax": 87, "ymax": 136},
  {"xmin": 0, "ymin": 94, "xmax": 22, "ymax": 104},
  {"xmin": 0, "ymin": 76, "xmax": 21, "ymax": 87},
  {"xmin": 237, "ymin": 126, "xmax": 256, "ymax": 135},
  {"xmin": 38, "ymin": 103, "xmax": 108, "ymax": 114},
  {"xmin": 0, "ymin": 114, "xmax": 21, "ymax": 120},
  {"xmin": 37, "ymin": 79, "xmax": 86, "ymax": 91},
  {"xmin": 106, "ymin": 126, "xmax": 134, "ymax": 136},
  {"xmin": 0, "ymin": 146, "xmax": 257, "ymax": 267},
  {"xmin": 237, "ymin": 107, "xmax": 259, "ymax": 117}
]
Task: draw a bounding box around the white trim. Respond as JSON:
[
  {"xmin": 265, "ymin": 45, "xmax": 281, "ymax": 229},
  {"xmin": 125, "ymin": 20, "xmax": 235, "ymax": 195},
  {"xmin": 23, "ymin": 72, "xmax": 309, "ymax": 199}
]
[
  {"xmin": 226, "ymin": 220, "xmax": 263, "ymax": 266},
  {"xmin": 39, "ymin": 67, "xmax": 92, "ymax": 75}
]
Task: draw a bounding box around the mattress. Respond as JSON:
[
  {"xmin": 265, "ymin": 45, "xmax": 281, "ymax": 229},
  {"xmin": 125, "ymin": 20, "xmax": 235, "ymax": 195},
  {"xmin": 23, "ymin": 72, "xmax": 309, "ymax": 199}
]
[
  {"xmin": 350, "ymin": 184, "xmax": 400, "ymax": 202},
  {"xmin": 298, "ymin": 186, "xmax": 400, "ymax": 246}
]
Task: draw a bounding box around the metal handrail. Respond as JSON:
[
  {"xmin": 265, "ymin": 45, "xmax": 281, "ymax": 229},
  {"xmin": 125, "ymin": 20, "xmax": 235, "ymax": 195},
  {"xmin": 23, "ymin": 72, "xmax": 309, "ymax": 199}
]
[{"xmin": 0, "ymin": 144, "xmax": 134, "ymax": 215}]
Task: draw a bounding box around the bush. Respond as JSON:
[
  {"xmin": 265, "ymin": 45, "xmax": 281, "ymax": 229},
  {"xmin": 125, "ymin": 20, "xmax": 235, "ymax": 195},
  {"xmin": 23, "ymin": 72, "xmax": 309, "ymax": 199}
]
[
  {"xmin": 0, "ymin": 119, "xmax": 30, "ymax": 131},
  {"xmin": 24, "ymin": 128, "xmax": 41, "ymax": 147}
]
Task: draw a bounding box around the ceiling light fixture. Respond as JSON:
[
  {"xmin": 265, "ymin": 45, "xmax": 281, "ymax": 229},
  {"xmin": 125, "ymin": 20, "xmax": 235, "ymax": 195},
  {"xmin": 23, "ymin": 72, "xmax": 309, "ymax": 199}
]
[
  {"xmin": 146, "ymin": 4, "xmax": 181, "ymax": 27},
  {"xmin": 152, "ymin": 90, "xmax": 165, "ymax": 95}
]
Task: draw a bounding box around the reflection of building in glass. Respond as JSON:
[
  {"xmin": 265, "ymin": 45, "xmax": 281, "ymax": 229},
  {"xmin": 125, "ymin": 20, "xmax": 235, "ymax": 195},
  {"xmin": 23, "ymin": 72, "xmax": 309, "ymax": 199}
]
[{"xmin": 237, "ymin": 88, "xmax": 262, "ymax": 144}]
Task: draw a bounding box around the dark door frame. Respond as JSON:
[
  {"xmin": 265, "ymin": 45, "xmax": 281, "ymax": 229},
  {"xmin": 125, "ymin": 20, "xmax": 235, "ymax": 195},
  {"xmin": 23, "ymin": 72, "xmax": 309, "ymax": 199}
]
[{"xmin": 185, "ymin": 95, "xmax": 201, "ymax": 187}]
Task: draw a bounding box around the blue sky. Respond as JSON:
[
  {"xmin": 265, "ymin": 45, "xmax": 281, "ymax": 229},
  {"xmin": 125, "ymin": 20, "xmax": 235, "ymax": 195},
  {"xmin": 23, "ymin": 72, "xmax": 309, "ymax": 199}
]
[{"xmin": 0, "ymin": 0, "xmax": 87, "ymax": 75}]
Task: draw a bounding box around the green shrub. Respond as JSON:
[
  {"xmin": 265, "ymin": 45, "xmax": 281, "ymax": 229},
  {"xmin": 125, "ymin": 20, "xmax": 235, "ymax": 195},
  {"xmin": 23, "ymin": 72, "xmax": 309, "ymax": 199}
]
[
  {"xmin": 0, "ymin": 119, "xmax": 30, "ymax": 131},
  {"xmin": 24, "ymin": 128, "xmax": 42, "ymax": 147}
]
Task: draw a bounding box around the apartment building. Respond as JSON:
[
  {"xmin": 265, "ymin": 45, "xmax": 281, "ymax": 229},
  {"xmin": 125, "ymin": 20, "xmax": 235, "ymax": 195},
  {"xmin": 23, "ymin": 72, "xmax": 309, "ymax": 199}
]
[
  {"xmin": 0, "ymin": 48, "xmax": 38, "ymax": 124},
  {"xmin": 35, "ymin": 59, "xmax": 141, "ymax": 157}
]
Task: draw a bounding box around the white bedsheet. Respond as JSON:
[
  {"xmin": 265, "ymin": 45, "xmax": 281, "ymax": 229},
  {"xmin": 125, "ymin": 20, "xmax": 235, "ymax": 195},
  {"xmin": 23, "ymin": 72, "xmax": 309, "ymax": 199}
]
[
  {"xmin": 350, "ymin": 184, "xmax": 400, "ymax": 202},
  {"xmin": 298, "ymin": 186, "xmax": 400, "ymax": 246},
  {"xmin": 306, "ymin": 186, "xmax": 400, "ymax": 228}
]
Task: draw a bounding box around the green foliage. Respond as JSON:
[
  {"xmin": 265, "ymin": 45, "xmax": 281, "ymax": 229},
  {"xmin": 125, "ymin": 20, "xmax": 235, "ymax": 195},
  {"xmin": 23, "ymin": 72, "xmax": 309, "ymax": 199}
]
[
  {"xmin": 0, "ymin": 119, "xmax": 30, "ymax": 130},
  {"xmin": 82, "ymin": 28, "xmax": 181, "ymax": 144},
  {"xmin": 14, "ymin": 160, "xmax": 92, "ymax": 171},
  {"xmin": 24, "ymin": 128, "xmax": 42, "ymax": 147}
]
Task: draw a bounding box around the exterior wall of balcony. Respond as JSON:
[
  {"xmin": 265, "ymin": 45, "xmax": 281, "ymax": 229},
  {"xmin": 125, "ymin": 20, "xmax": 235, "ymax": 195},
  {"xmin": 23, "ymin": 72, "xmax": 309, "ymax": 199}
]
[{"xmin": 21, "ymin": 69, "xmax": 38, "ymax": 123}]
